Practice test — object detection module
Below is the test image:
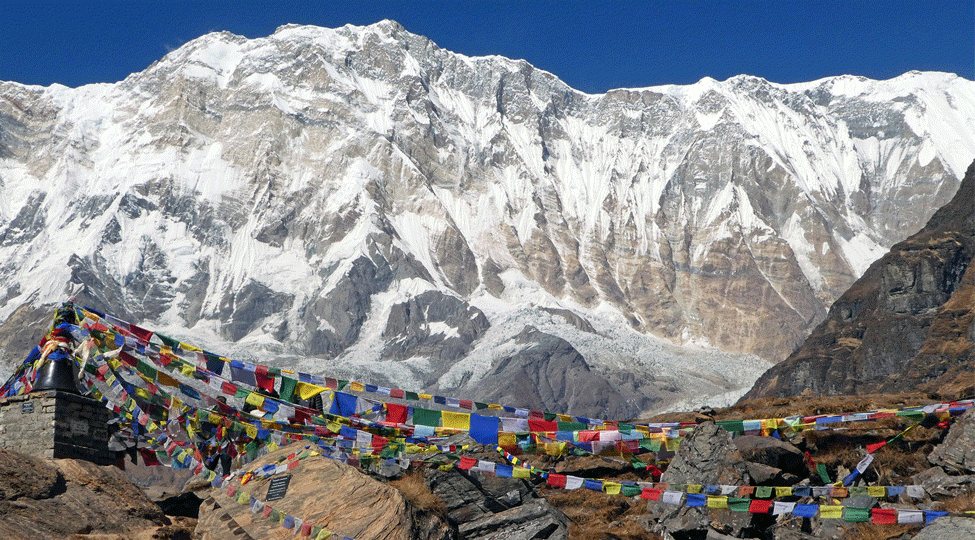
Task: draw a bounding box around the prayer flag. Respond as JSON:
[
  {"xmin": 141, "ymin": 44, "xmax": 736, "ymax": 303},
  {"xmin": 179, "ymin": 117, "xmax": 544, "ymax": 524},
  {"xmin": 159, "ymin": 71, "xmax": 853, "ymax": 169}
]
[
  {"xmin": 870, "ymin": 508, "xmax": 897, "ymax": 524},
  {"xmin": 470, "ymin": 414, "xmax": 499, "ymax": 445},
  {"xmin": 749, "ymin": 500, "xmax": 772, "ymax": 514},
  {"xmin": 442, "ymin": 411, "xmax": 471, "ymax": 430},
  {"xmin": 329, "ymin": 392, "xmax": 358, "ymax": 417},
  {"xmin": 686, "ymin": 493, "xmax": 706, "ymax": 507}
]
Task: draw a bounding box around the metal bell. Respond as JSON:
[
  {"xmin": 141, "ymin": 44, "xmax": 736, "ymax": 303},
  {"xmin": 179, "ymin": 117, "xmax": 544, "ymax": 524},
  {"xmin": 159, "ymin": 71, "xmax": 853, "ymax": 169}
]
[{"xmin": 33, "ymin": 357, "xmax": 81, "ymax": 394}]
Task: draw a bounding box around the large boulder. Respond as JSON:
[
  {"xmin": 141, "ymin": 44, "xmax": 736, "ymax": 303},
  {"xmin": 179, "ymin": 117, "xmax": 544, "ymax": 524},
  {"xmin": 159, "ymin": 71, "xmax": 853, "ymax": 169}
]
[
  {"xmin": 913, "ymin": 516, "xmax": 975, "ymax": 539},
  {"xmin": 0, "ymin": 449, "xmax": 173, "ymax": 540},
  {"xmin": 928, "ymin": 408, "xmax": 975, "ymax": 474},
  {"xmin": 196, "ymin": 443, "xmax": 454, "ymax": 540},
  {"xmin": 423, "ymin": 448, "xmax": 569, "ymax": 540},
  {"xmin": 644, "ymin": 421, "xmax": 753, "ymax": 539}
]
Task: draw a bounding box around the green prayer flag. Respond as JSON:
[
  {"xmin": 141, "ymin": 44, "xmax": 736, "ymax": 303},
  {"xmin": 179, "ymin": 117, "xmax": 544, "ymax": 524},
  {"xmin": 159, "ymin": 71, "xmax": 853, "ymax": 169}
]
[
  {"xmin": 235, "ymin": 387, "xmax": 250, "ymax": 399},
  {"xmin": 843, "ymin": 507, "xmax": 870, "ymax": 522},
  {"xmin": 156, "ymin": 333, "xmax": 180, "ymax": 348},
  {"xmin": 136, "ymin": 361, "xmax": 158, "ymax": 381},
  {"xmin": 717, "ymin": 419, "xmax": 745, "ymax": 432},
  {"xmin": 544, "ymin": 412, "xmax": 557, "ymax": 422},
  {"xmin": 621, "ymin": 485, "xmax": 642, "ymax": 497},
  {"xmin": 557, "ymin": 421, "xmax": 586, "ymax": 431},
  {"xmin": 755, "ymin": 486, "xmax": 773, "ymax": 498},
  {"xmin": 279, "ymin": 376, "xmax": 297, "ymax": 403},
  {"xmin": 817, "ymin": 463, "xmax": 832, "ymax": 484},
  {"xmin": 728, "ymin": 497, "xmax": 751, "ymax": 512},
  {"xmin": 474, "ymin": 402, "xmax": 489, "ymax": 410},
  {"xmin": 337, "ymin": 380, "xmax": 348, "ymax": 391},
  {"xmin": 405, "ymin": 391, "xmax": 419, "ymax": 401},
  {"xmin": 413, "ymin": 407, "xmax": 441, "ymax": 427}
]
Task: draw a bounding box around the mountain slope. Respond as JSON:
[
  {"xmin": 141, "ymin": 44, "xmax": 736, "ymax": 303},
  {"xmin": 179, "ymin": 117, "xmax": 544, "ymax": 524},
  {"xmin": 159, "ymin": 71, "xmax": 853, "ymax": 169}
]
[
  {"xmin": 1, "ymin": 21, "xmax": 974, "ymax": 415},
  {"xmin": 743, "ymin": 159, "xmax": 975, "ymax": 399}
]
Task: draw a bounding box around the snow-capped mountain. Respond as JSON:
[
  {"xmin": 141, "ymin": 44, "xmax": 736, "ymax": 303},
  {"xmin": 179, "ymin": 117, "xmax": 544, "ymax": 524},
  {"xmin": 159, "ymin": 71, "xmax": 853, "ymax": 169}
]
[{"xmin": 1, "ymin": 20, "xmax": 973, "ymax": 417}]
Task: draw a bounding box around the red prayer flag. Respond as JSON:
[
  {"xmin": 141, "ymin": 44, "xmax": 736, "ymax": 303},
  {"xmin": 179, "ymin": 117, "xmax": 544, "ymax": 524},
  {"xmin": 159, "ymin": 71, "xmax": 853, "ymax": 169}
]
[
  {"xmin": 221, "ymin": 381, "xmax": 237, "ymax": 395},
  {"xmin": 139, "ymin": 448, "xmax": 161, "ymax": 466},
  {"xmin": 547, "ymin": 474, "xmax": 567, "ymax": 488},
  {"xmin": 389, "ymin": 388, "xmax": 405, "ymax": 399},
  {"xmin": 459, "ymin": 399, "xmax": 474, "ymax": 410},
  {"xmin": 871, "ymin": 508, "xmax": 897, "ymax": 524},
  {"xmin": 579, "ymin": 431, "xmax": 600, "ymax": 442},
  {"xmin": 386, "ymin": 403, "xmax": 408, "ymax": 424},
  {"xmin": 642, "ymin": 488, "xmax": 661, "ymax": 500},
  {"xmin": 865, "ymin": 441, "xmax": 887, "ymax": 454},
  {"xmin": 528, "ymin": 418, "xmax": 557, "ymax": 432},
  {"xmin": 749, "ymin": 500, "xmax": 772, "ymax": 513},
  {"xmin": 255, "ymin": 372, "xmax": 274, "ymax": 393},
  {"xmin": 458, "ymin": 457, "xmax": 478, "ymax": 470}
]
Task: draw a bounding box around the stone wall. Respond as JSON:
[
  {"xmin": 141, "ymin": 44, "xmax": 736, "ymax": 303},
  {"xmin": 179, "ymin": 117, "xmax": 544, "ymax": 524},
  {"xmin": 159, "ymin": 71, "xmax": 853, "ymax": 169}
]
[{"xmin": 0, "ymin": 390, "xmax": 114, "ymax": 465}]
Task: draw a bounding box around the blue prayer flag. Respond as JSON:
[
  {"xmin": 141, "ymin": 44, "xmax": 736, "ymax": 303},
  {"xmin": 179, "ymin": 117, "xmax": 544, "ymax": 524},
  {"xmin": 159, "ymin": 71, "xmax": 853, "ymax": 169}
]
[{"xmin": 470, "ymin": 414, "xmax": 499, "ymax": 445}]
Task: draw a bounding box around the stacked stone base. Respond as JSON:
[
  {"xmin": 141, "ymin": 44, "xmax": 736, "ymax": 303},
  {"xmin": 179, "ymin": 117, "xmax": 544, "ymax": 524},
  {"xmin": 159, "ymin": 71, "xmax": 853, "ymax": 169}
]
[{"xmin": 0, "ymin": 390, "xmax": 113, "ymax": 465}]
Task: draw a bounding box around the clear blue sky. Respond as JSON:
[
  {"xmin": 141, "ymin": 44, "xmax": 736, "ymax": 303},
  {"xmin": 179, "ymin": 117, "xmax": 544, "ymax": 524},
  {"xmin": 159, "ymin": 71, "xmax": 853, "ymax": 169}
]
[{"xmin": 2, "ymin": 1, "xmax": 972, "ymax": 94}]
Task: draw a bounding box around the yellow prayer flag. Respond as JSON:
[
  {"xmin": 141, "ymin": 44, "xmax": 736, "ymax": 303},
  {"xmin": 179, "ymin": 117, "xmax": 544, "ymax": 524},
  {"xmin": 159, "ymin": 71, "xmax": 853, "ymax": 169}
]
[
  {"xmin": 512, "ymin": 467, "xmax": 530, "ymax": 479},
  {"xmin": 775, "ymin": 486, "xmax": 793, "ymax": 498},
  {"xmin": 488, "ymin": 404, "xmax": 503, "ymax": 410},
  {"xmin": 349, "ymin": 381, "xmax": 365, "ymax": 392},
  {"xmin": 180, "ymin": 342, "xmax": 202, "ymax": 352},
  {"xmin": 245, "ymin": 392, "xmax": 265, "ymax": 410},
  {"xmin": 157, "ymin": 371, "xmax": 179, "ymax": 388},
  {"xmin": 442, "ymin": 411, "xmax": 471, "ymax": 431},
  {"xmin": 603, "ymin": 482, "xmax": 622, "ymax": 495},
  {"xmin": 135, "ymin": 387, "xmax": 151, "ymax": 400},
  {"xmin": 867, "ymin": 486, "xmax": 886, "ymax": 497},
  {"xmin": 544, "ymin": 442, "xmax": 567, "ymax": 456},
  {"xmin": 686, "ymin": 484, "xmax": 703, "ymax": 494},
  {"xmin": 237, "ymin": 490, "xmax": 250, "ymax": 504},
  {"xmin": 498, "ymin": 433, "xmax": 517, "ymax": 448},
  {"xmin": 266, "ymin": 442, "xmax": 279, "ymax": 452},
  {"xmin": 315, "ymin": 529, "xmax": 333, "ymax": 540},
  {"xmin": 296, "ymin": 382, "xmax": 327, "ymax": 400},
  {"xmin": 419, "ymin": 393, "xmax": 432, "ymax": 400},
  {"xmin": 328, "ymin": 421, "xmax": 343, "ymax": 433},
  {"xmin": 244, "ymin": 423, "xmax": 258, "ymax": 438},
  {"xmin": 180, "ymin": 362, "xmax": 195, "ymax": 377},
  {"xmin": 707, "ymin": 496, "xmax": 728, "ymax": 509},
  {"xmin": 557, "ymin": 414, "xmax": 571, "ymax": 422},
  {"xmin": 405, "ymin": 444, "xmax": 423, "ymax": 453},
  {"xmin": 819, "ymin": 505, "xmax": 843, "ymax": 519},
  {"xmin": 665, "ymin": 438, "xmax": 681, "ymax": 451}
]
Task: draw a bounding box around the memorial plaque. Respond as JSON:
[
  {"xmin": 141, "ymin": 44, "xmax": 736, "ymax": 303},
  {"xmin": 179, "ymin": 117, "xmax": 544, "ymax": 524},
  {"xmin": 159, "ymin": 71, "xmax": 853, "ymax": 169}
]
[
  {"xmin": 266, "ymin": 475, "xmax": 292, "ymax": 502},
  {"xmin": 21, "ymin": 401, "xmax": 34, "ymax": 414}
]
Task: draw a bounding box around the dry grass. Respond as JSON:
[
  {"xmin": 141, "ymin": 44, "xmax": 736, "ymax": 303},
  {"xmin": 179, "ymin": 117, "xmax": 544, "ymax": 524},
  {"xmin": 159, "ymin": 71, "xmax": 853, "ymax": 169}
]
[
  {"xmin": 389, "ymin": 471, "xmax": 447, "ymax": 516},
  {"xmin": 544, "ymin": 487, "xmax": 657, "ymax": 540},
  {"xmin": 936, "ymin": 489, "xmax": 975, "ymax": 513},
  {"xmin": 845, "ymin": 523, "xmax": 922, "ymax": 540}
]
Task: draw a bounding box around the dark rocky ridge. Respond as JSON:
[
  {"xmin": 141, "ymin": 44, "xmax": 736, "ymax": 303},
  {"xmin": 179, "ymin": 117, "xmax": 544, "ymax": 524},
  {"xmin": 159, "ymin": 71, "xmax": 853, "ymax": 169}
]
[{"xmin": 744, "ymin": 159, "xmax": 975, "ymax": 399}]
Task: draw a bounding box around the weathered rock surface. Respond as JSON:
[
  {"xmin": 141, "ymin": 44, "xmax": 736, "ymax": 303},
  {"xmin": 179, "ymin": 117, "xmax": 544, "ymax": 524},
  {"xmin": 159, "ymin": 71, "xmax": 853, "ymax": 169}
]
[
  {"xmin": 913, "ymin": 516, "xmax": 975, "ymax": 539},
  {"xmin": 0, "ymin": 449, "xmax": 173, "ymax": 540},
  {"xmin": 424, "ymin": 447, "xmax": 569, "ymax": 540},
  {"xmin": 464, "ymin": 326, "xmax": 636, "ymax": 419},
  {"xmin": 744, "ymin": 159, "xmax": 975, "ymax": 399},
  {"xmin": 733, "ymin": 435, "xmax": 806, "ymax": 479},
  {"xmin": 928, "ymin": 409, "xmax": 975, "ymax": 474},
  {"xmin": 644, "ymin": 421, "xmax": 753, "ymax": 539},
  {"xmin": 196, "ymin": 443, "xmax": 454, "ymax": 540}
]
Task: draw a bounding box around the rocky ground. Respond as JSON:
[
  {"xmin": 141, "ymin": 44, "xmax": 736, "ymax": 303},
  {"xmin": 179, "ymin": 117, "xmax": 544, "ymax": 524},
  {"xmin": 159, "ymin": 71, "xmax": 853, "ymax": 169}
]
[{"xmin": 4, "ymin": 393, "xmax": 975, "ymax": 539}]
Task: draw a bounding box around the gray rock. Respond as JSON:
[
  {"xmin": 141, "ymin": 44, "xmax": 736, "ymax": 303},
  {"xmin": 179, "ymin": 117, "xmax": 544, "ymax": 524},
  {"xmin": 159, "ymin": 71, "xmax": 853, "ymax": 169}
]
[
  {"xmin": 928, "ymin": 408, "xmax": 975, "ymax": 474},
  {"xmin": 644, "ymin": 421, "xmax": 752, "ymax": 539},
  {"xmin": 423, "ymin": 452, "xmax": 568, "ymax": 539},
  {"xmin": 921, "ymin": 474, "xmax": 975, "ymax": 497},
  {"xmin": 466, "ymin": 326, "xmax": 636, "ymax": 419},
  {"xmin": 912, "ymin": 516, "xmax": 975, "ymax": 539},
  {"xmin": 733, "ymin": 435, "xmax": 806, "ymax": 477}
]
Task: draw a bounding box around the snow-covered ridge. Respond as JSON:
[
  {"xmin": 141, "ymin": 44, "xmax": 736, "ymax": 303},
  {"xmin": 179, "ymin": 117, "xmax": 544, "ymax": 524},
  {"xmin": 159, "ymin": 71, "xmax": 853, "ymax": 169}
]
[{"xmin": 0, "ymin": 21, "xmax": 973, "ymax": 416}]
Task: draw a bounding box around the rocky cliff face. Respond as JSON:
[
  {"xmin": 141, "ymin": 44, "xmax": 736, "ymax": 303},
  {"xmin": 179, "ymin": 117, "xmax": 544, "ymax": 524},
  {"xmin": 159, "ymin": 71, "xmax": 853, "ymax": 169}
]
[
  {"xmin": 1, "ymin": 21, "xmax": 974, "ymax": 415},
  {"xmin": 744, "ymin": 159, "xmax": 975, "ymax": 399}
]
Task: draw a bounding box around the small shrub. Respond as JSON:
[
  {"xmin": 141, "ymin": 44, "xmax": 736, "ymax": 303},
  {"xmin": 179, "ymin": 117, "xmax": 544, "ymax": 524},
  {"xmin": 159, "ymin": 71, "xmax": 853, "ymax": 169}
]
[{"xmin": 389, "ymin": 471, "xmax": 447, "ymax": 516}]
